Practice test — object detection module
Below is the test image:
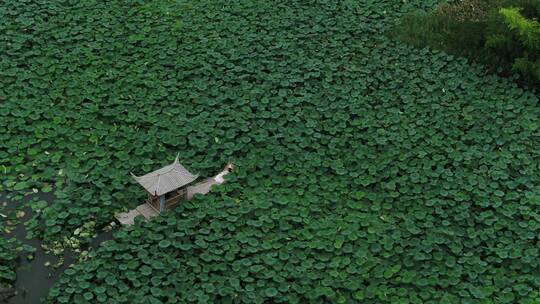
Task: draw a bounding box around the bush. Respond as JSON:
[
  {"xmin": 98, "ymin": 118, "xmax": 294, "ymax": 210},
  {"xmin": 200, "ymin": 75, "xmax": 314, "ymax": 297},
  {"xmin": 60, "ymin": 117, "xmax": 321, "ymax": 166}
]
[
  {"xmin": 388, "ymin": 11, "xmax": 486, "ymax": 59},
  {"xmin": 485, "ymin": 2, "xmax": 540, "ymax": 83},
  {"xmin": 390, "ymin": 0, "xmax": 540, "ymax": 90},
  {"xmin": 438, "ymin": 0, "xmax": 493, "ymax": 21}
]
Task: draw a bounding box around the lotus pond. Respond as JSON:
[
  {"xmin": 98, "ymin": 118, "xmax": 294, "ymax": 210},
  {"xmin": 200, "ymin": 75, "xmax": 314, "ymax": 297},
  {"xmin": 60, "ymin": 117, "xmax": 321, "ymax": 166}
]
[
  {"xmin": 1, "ymin": 0, "xmax": 540, "ymax": 303},
  {"xmin": 0, "ymin": 194, "xmax": 112, "ymax": 303}
]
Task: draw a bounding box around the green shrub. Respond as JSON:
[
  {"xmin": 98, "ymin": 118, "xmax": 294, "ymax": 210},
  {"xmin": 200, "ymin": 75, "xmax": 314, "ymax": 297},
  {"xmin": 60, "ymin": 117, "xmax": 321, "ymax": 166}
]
[
  {"xmin": 438, "ymin": 0, "xmax": 493, "ymax": 21},
  {"xmin": 388, "ymin": 11, "xmax": 486, "ymax": 59},
  {"xmin": 391, "ymin": 0, "xmax": 540, "ymax": 90},
  {"xmin": 485, "ymin": 2, "xmax": 540, "ymax": 83}
]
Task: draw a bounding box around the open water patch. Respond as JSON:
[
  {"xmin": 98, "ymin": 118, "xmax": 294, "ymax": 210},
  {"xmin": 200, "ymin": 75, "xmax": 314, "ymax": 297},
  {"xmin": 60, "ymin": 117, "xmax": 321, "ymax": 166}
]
[{"xmin": 1, "ymin": 193, "xmax": 113, "ymax": 303}]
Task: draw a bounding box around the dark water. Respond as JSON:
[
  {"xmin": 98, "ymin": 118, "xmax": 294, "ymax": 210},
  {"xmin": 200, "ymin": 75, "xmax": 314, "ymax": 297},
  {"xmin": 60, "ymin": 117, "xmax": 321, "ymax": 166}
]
[{"xmin": 1, "ymin": 193, "xmax": 113, "ymax": 304}]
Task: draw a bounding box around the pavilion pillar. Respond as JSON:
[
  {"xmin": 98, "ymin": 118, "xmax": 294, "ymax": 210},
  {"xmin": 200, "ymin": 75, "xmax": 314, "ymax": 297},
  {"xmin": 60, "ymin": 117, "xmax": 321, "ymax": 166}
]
[{"xmin": 159, "ymin": 195, "xmax": 165, "ymax": 212}]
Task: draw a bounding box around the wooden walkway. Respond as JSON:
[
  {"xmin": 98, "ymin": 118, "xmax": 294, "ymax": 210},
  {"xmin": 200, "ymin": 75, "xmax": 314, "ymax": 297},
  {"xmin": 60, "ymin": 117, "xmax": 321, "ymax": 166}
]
[
  {"xmin": 114, "ymin": 202, "xmax": 159, "ymax": 226},
  {"xmin": 115, "ymin": 177, "xmax": 223, "ymax": 226},
  {"xmin": 187, "ymin": 178, "xmax": 217, "ymax": 199}
]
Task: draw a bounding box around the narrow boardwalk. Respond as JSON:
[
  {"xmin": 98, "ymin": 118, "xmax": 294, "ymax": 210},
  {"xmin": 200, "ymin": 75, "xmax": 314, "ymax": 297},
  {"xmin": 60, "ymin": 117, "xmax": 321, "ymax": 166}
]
[
  {"xmin": 114, "ymin": 202, "xmax": 159, "ymax": 226},
  {"xmin": 187, "ymin": 178, "xmax": 217, "ymax": 199}
]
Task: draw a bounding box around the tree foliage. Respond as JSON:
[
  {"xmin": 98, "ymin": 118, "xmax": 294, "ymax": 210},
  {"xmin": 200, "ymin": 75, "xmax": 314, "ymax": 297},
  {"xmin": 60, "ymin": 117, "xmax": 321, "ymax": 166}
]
[
  {"xmin": 496, "ymin": 6, "xmax": 540, "ymax": 80},
  {"xmin": 392, "ymin": 0, "xmax": 540, "ymax": 89}
]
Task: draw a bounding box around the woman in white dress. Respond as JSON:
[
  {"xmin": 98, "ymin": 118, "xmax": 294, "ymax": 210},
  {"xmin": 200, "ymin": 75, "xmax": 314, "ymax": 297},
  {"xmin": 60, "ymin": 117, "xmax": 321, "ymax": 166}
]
[{"xmin": 214, "ymin": 163, "xmax": 234, "ymax": 184}]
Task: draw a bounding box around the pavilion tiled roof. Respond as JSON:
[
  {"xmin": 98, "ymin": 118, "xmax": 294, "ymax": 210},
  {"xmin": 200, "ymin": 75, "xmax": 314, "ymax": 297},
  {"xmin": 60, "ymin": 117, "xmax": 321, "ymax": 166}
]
[{"xmin": 131, "ymin": 155, "xmax": 198, "ymax": 196}]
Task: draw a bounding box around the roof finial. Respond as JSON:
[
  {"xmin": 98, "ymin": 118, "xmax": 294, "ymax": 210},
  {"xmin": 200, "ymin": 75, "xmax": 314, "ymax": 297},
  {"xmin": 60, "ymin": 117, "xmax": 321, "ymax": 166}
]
[{"xmin": 174, "ymin": 153, "xmax": 180, "ymax": 164}]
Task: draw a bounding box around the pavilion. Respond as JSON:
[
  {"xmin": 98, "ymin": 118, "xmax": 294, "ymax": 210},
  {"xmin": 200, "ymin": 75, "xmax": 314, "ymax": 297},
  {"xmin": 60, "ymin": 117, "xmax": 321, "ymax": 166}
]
[{"xmin": 131, "ymin": 155, "xmax": 198, "ymax": 213}]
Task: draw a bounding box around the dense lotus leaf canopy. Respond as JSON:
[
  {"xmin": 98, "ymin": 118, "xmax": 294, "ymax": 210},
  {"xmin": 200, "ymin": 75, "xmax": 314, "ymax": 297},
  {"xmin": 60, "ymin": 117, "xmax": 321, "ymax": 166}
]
[
  {"xmin": 131, "ymin": 156, "xmax": 198, "ymax": 196},
  {"xmin": 1, "ymin": 0, "xmax": 539, "ymax": 303}
]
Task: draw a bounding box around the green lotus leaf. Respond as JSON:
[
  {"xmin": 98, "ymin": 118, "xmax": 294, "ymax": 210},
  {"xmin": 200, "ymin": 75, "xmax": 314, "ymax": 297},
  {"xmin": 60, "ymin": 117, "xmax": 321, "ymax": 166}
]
[{"xmin": 158, "ymin": 240, "xmax": 171, "ymax": 248}]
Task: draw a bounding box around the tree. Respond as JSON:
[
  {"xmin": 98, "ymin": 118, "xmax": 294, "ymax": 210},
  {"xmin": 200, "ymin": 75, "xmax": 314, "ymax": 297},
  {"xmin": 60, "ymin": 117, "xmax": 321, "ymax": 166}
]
[{"xmin": 486, "ymin": 1, "xmax": 540, "ymax": 84}]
